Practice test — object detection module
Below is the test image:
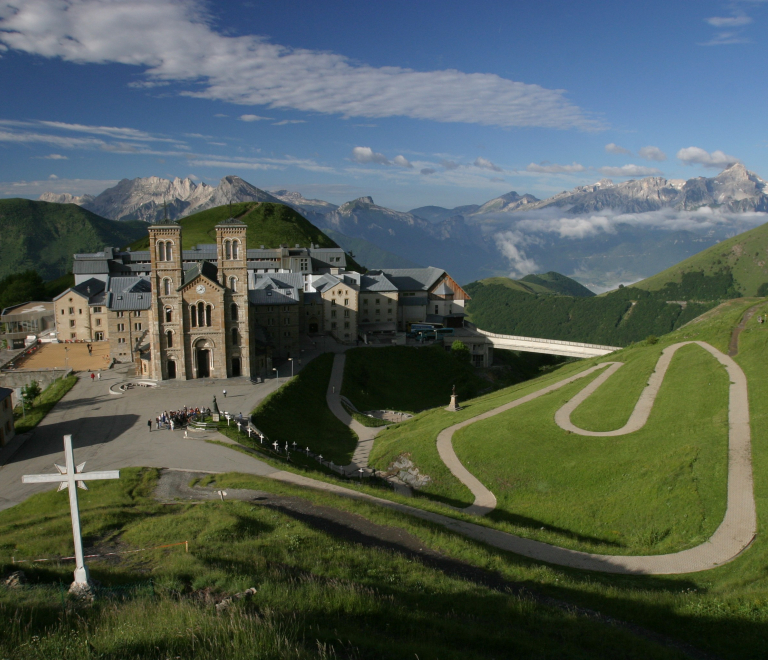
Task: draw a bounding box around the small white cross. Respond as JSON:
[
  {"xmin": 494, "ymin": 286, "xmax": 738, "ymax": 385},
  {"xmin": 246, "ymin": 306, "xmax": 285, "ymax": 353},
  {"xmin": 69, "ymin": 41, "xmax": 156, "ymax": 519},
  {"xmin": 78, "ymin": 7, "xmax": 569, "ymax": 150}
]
[{"xmin": 21, "ymin": 435, "xmax": 119, "ymax": 586}]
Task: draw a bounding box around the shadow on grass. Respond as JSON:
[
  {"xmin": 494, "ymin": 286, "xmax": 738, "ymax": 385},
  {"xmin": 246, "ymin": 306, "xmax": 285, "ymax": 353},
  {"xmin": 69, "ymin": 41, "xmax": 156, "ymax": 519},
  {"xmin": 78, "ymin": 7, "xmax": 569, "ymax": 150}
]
[{"xmin": 487, "ymin": 507, "xmax": 625, "ymax": 549}]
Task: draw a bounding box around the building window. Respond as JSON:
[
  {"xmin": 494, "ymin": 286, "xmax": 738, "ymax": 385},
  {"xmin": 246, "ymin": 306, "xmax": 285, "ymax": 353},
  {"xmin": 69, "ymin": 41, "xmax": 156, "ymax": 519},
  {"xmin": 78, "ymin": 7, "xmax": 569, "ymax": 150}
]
[
  {"xmin": 93, "ymin": 307, "xmax": 102, "ymax": 313},
  {"xmin": 164, "ymin": 330, "xmax": 172, "ymax": 348},
  {"xmin": 206, "ymin": 304, "xmax": 212, "ymax": 327},
  {"xmin": 197, "ymin": 302, "xmax": 205, "ymax": 327},
  {"xmin": 95, "ymin": 318, "xmax": 102, "ymax": 326},
  {"xmin": 344, "ymin": 310, "xmax": 349, "ymax": 317},
  {"xmin": 331, "ymin": 299, "xmax": 336, "ymax": 306},
  {"xmin": 134, "ymin": 323, "xmax": 142, "ymax": 331},
  {"xmin": 344, "ymin": 299, "xmax": 349, "ymax": 306},
  {"xmin": 165, "ymin": 307, "xmax": 172, "ymax": 323},
  {"xmin": 70, "ymin": 333, "xmax": 76, "ymax": 339},
  {"xmin": 375, "ymin": 308, "xmax": 380, "ymax": 315},
  {"xmin": 116, "ymin": 311, "xmax": 124, "ymax": 318},
  {"xmin": 231, "ymin": 303, "xmax": 238, "ymax": 321},
  {"xmin": 224, "ymin": 239, "xmax": 231, "ymax": 260},
  {"xmin": 94, "ymin": 332, "xmax": 104, "ymax": 341},
  {"xmin": 283, "ymin": 331, "xmax": 291, "ymax": 338},
  {"xmin": 78, "ymin": 309, "xmax": 83, "ymax": 315},
  {"xmin": 331, "ymin": 310, "xmax": 336, "ymax": 318},
  {"xmin": 284, "ymin": 317, "xmax": 290, "ymax": 325},
  {"xmin": 232, "ymin": 240, "xmax": 239, "ymax": 259},
  {"xmin": 344, "ymin": 322, "xmax": 350, "ymax": 329},
  {"xmin": 231, "ymin": 328, "xmax": 239, "ymax": 345},
  {"xmin": 134, "ymin": 311, "xmax": 141, "ymax": 317},
  {"xmin": 163, "ymin": 278, "xmax": 171, "ymax": 296},
  {"xmin": 118, "ymin": 337, "xmax": 126, "ymax": 344},
  {"xmin": 117, "ymin": 323, "xmax": 125, "ymax": 332},
  {"xmin": 60, "ymin": 309, "xmax": 64, "ymax": 315},
  {"xmin": 435, "ymin": 305, "xmax": 439, "ymax": 314},
  {"xmin": 268, "ymin": 318, "xmax": 275, "ymax": 326},
  {"xmin": 388, "ymin": 298, "xmax": 392, "ymax": 304},
  {"xmin": 363, "ymin": 299, "xmax": 368, "ymax": 305},
  {"xmin": 158, "ymin": 241, "xmax": 166, "ymax": 261},
  {"xmin": 69, "ymin": 307, "xmax": 74, "ymax": 314},
  {"xmin": 331, "ymin": 322, "xmax": 337, "ymax": 329},
  {"xmin": 69, "ymin": 320, "xmax": 75, "ymax": 328},
  {"xmin": 229, "ymin": 276, "xmax": 237, "ymax": 292}
]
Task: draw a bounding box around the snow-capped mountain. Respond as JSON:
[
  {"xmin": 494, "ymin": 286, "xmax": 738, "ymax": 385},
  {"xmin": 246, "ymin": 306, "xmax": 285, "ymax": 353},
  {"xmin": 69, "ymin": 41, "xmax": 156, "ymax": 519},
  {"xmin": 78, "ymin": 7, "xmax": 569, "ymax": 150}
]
[
  {"xmin": 39, "ymin": 192, "xmax": 95, "ymax": 206},
  {"xmin": 472, "ymin": 163, "xmax": 768, "ymax": 217},
  {"xmin": 268, "ymin": 189, "xmax": 338, "ymax": 215},
  {"xmin": 62, "ymin": 175, "xmax": 282, "ymax": 223}
]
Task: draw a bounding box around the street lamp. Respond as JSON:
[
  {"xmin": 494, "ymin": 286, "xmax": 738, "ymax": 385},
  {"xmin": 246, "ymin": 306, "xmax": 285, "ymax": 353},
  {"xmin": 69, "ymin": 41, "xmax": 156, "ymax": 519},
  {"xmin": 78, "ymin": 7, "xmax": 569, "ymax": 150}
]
[
  {"xmin": 288, "ymin": 357, "xmax": 294, "ymax": 378},
  {"xmin": 272, "ymin": 367, "xmax": 278, "ymax": 384}
]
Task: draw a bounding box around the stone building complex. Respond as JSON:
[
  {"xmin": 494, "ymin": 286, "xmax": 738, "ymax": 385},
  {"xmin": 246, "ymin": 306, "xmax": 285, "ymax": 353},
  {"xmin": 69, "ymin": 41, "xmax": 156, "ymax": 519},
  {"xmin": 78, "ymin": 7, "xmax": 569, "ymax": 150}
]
[{"xmin": 54, "ymin": 217, "xmax": 470, "ymax": 379}]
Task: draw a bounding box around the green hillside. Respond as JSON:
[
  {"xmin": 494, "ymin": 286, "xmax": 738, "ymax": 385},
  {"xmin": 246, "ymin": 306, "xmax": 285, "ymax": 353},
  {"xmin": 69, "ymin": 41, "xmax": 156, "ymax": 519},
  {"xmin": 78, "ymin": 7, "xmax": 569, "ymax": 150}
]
[
  {"xmin": 631, "ymin": 220, "xmax": 768, "ymax": 296},
  {"xmin": 126, "ymin": 203, "xmax": 363, "ymax": 269},
  {"xmin": 472, "ymin": 271, "xmax": 595, "ymax": 297},
  {"xmin": 0, "ymin": 198, "xmax": 148, "ymax": 280}
]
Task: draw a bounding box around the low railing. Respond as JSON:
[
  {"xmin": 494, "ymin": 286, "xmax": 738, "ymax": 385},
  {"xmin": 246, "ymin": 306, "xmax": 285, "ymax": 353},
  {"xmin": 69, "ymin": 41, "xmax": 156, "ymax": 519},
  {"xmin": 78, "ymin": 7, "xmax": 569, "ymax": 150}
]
[{"xmin": 475, "ymin": 329, "xmax": 621, "ymax": 352}]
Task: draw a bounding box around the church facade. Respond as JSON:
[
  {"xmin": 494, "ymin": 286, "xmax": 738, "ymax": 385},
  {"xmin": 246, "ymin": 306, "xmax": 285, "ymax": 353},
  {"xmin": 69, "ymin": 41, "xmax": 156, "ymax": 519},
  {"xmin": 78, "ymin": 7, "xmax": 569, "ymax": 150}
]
[{"xmin": 55, "ymin": 217, "xmax": 471, "ymax": 380}]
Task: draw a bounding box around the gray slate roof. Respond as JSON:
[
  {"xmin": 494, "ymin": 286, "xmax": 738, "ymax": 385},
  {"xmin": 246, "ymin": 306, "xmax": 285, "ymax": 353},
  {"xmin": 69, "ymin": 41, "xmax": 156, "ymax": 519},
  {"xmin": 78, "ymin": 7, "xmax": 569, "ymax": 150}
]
[
  {"xmin": 108, "ymin": 277, "xmax": 151, "ymax": 294},
  {"xmin": 249, "ymin": 273, "xmax": 302, "ymax": 305},
  {"xmin": 54, "ymin": 278, "xmax": 106, "ymax": 303},
  {"xmin": 181, "ymin": 261, "xmax": 219, "ymax": 288},
  {"xmin": 107, "ymin": 291, "xmax": 151, "ymax": 311},
  {"xmin": 374, "ymin": 267, "xmax": 445, "ymax": 292},
  {"xmin": 73, "ymin": 260, "xmax": 111, "ymax": 275},
  {"xmin": 360, "ymin": 273, "xmax": 397, "ymax": 292},
  {"xmin": 432, "ymin": 281, "xmax": 454, "ymax": 296}
]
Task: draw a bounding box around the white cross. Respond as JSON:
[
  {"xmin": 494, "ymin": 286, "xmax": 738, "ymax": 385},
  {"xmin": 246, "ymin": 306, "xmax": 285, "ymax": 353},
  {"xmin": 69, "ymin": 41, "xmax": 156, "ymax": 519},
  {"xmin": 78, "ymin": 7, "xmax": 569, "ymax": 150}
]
[{"xmin": 21, "ymin": 435, "xmax": 119, "ymax": 586}]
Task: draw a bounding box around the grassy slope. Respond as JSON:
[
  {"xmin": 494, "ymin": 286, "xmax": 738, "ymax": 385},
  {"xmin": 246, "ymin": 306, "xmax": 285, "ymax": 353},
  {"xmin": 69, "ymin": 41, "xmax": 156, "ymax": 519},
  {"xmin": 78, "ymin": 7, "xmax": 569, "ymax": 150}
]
[
  {"xmin": 0, "ymin": 199, "xmax": 147, "ymax": 280},
  {"xmin": 250, "ymin": 353, "xmax": 358, "ymax": 465},
  {"xmin": 341, "ymin": 345, "xmax": 488, "ymax": 413},
  {"xmin": 13, "ymin": 374, "xmax": 78, "ymax": 435},
  {"xmin": 473, "ymin": 271, "xmax": 593, "ymax": 297},
  {"xmin": 0, "ymin": 469, "xmax": 678, "ymax": 660},
  {"xmin": 125, "ymin": 202, "xmax": 364, "ymax": 270},
  {"xmin": 633, "ymin": 220, "xmax": 768, "ymax": 295}
]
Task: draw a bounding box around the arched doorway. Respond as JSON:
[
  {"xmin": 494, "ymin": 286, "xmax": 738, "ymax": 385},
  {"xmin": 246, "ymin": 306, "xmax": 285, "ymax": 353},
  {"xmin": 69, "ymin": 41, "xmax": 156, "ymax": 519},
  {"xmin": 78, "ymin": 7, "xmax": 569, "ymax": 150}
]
[
  {"xmin": 308, "ymin": 317, "xmax": 319, "ymax": 333},
  {"xmin": 194, "ymin": 338, "xmax": 213, "ymax": 378},
  {"xmin": 167, "ymin": 360, "xmax": 177, "ymax": 379},
  {"xmin": 232, "ymin": 357, "xmax": 241, "ymax": 377}
]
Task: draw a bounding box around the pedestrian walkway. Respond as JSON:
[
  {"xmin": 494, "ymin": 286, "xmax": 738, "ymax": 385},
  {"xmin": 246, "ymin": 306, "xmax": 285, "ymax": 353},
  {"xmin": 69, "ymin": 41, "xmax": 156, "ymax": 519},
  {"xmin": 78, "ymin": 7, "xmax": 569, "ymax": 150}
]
[{"xmin": 434, "ymin": 340, "xmax": 757, "ymax": 573}]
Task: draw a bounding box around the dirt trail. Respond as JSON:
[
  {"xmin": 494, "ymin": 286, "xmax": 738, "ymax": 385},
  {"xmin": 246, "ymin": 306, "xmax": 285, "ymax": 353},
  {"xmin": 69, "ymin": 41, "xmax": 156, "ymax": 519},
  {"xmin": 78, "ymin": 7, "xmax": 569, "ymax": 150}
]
[{"xmin": 728, "ymin": 302, "xmax": 763, "ymax": 357}]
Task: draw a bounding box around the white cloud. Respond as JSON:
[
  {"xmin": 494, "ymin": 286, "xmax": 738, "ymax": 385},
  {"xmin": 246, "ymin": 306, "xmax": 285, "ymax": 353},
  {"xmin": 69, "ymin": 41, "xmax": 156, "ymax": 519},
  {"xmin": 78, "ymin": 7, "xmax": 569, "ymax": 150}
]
[
  {"xmin": 605, "ymin": 143, "xmax": 631, "ymax": 155},
  {"xmin": 48, "ymin": 174, "xmax": 58, "ymax": 179},
  {"xmin": 706, "ymin": 15, "xmax": 752, "ymax": 27},
  {"xmin": 0, "ymin": 129, "xmax": 105, "ymax": 149},
  {"xmin": 272, "ymin": 119, "xmax": 306, "ymax": 125},
  {"xmin": 700, "ymin": 31, "xmax": 751, "ymax": 46},
  {"xmin": 37, "ymin": 120, "xmax": 179, "ymax": 142},
  {"xmin": 351, "ymin": 146, "xmax": 390, "ymax": 165},
  {"xmin": 638, "ymin": 146, "xmax": 666, "ymax": 161},
  {"xmin": 474, "ymin": 157, "xmax": 502, "ymax": 172},
  {"xmin": 441, "ymin": 160, "xmax": 459, "ymax": 170},
  {"xmin": 0, "ymin": 0, "xmax": 601, "ymax": 130},
  {"xmin": 38, "ymin": 153, "xmax": 68, "ymax": 159},
  {"xmin": 598, "ymin": 164, "xmax": 663, "ymax": 177},
  {"xmin": 393, "ymin": 155, "xmax": 413, "ymax": 168},
  {"xmin": 420, "ymin": 168, "xmax": 436, "ymax": 176},
  {"xmin": 239, "ymin": 114, "xmax": 271, "ymax": 122},
  {"xmin": 676, "ymin": 146, "xmax": 740, "ymax": 168},
  {"xmin": 493, "ymin": 231, "xmax": 540, "ymax": 277},
  {"xmin": 189, "ymin": 155, "xmax": 334, "ymax": 173},
  {"xmin": 526, "ymin": 162, "xmax": 585, "ymax": 174}
]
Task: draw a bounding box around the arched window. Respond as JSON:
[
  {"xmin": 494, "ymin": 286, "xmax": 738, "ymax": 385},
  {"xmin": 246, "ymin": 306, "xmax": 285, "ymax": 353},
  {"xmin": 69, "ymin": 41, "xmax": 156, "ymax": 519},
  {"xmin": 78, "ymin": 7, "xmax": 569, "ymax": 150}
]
[
  {"xmin": 158, "ymin": 241, "xmax": 166, "ymax": 262},
  {"xmin": 229, "ymin": 276, "xmax": 237, "ymax": 292},
  {"xmin": 190, "ymin": 303, "xmax": 197, "ymax": 327},
  {"xmin": 231, "ymin": 303, "xmax": 238, "ymax": 321},
  {"xmin": 198, "ymin": 302, "xmax": 205, "ymax": 328},
  {"xmin": 163, "ymin": 278, "xmax": 171, "ymax": 296},
  {"xmin": 166, "ymin": 330, "xmax": 173, "ymax": 348},
  {"xmin": 231, "ymin": 327, "xmax": 239, "ymax": 345},
  {"xmin": 166, "ymin": 242, "xmax": 173, "ymax": 261},
  {"xmin": 232, "ymin": 240, "xmax": 239, "ymax": 259},
  {"xmin": 205, "ymin": 304, "xmax": 212, "ymax": 327},
  {"xmin": 224, "ymin": 239, "xmax": 231, "ymax": 260},
  {"xmin": 165, "ymin": 307, "xmax": 172, "ymax": 323}
]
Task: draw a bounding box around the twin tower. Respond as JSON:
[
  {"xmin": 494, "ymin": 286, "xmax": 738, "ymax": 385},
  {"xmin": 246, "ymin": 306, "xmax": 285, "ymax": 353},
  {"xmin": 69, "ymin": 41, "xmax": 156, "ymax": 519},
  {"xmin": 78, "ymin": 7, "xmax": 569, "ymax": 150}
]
[{"xmin": 147, "ymin": 217, "xmax": 251, "ymax": 380}]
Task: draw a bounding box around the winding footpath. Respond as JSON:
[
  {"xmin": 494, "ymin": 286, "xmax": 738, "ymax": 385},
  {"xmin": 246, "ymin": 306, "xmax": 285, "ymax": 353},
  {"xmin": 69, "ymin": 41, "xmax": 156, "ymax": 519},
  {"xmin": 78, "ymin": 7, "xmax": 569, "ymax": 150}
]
[{"xmin": 430, "ymin": 340, "xmax": 756, "ymax": 573}]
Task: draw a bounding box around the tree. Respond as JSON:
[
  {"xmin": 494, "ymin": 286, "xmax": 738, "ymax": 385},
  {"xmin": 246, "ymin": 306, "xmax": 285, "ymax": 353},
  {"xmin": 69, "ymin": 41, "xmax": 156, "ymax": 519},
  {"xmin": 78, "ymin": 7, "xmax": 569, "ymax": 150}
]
[
  {"xmin": 21, "ymin": 381, "xmax": 42, "ymax": 409},
  {"xmin": 450, "ymin": 340, "xmax": 470, "ymax": 362}
]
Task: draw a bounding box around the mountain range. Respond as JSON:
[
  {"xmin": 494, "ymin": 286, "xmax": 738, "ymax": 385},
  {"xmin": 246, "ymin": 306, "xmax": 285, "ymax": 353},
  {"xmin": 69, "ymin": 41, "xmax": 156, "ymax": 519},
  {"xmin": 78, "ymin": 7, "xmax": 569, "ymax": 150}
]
[{"xmin": 38, "ymin": 163, "xmax": 768, "ymax": 289}]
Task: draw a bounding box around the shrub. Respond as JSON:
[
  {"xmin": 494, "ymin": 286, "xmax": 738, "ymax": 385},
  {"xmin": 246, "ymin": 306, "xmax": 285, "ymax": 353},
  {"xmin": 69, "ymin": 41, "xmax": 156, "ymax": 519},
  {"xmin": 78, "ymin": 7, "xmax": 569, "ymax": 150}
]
[{"xmin": 646, "ymin": 335, "xmax": 659, "ymax": 345}]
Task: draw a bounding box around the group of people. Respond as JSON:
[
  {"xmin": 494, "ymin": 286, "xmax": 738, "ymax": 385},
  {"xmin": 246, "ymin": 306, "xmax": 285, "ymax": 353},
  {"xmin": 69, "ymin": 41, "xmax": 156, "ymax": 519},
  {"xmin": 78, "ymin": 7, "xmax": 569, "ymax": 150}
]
[{"xmin": 148, "ymin": 406, "xmax": 210, "ymax": 432}]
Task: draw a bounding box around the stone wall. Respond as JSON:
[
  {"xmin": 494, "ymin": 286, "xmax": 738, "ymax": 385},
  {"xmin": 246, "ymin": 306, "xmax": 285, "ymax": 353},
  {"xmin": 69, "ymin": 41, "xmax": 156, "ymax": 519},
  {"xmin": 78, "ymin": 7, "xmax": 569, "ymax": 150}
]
[{"xmin": 0, "ymin": 368, "xmax": 73, "ymax": 403}]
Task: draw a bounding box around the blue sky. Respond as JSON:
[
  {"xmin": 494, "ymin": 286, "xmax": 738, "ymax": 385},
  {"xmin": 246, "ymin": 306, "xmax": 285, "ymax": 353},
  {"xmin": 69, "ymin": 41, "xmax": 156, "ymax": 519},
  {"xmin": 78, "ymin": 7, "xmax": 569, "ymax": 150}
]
[{"xmin": 1, "ymin": 0, "xmax": 767, "ymax": 210}]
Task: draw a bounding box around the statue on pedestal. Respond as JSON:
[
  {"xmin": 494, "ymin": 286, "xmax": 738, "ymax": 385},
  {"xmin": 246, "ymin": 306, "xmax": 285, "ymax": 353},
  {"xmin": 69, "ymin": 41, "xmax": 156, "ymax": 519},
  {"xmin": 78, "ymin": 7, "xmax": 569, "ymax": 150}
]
[
  {"xmin": 211, "ymin": 395, "xmax": 221, "ymax": 422},
  {"xmin": 446, "ymin": 384, "xmax": 461, "ymax": 412}
]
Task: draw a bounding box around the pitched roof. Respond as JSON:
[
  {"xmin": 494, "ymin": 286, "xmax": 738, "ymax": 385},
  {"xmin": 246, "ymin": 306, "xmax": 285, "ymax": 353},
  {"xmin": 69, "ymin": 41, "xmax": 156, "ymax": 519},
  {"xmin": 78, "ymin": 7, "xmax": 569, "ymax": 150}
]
[
  {"xmin": 108, "ymin": 276, "xmax": 151, "ymax": 294},
  {"xmin": 180, "ymin": 261, "xmax": 219, "ymax": 288},
  {"xmin": 216, "ymin": 216, "xmax": 247, "ymax": 227},
  {"xmin": 0, "ymin": 387, "xmax": 13, "ymax": 402},
  {"xmin": 374, "ymin": 267, "xmax": 445, "ymax": 292},
  {"xmin": 249, "ymin": 273, "xmax": 302, "ymax": 305},
  {"xmin": 360, "ymin": 273, "xmax": 397, "ymax": 292},
  {"xmin": 106, "ymin": 291, "xmax": 151, "ymax": 311},
  {"xmin": 54, "ymin": 278, "xmax": 106, "ymax": 303},
  {"xmin": 432, "ymin": 281, "xmax": 454, "ymax": 295}
]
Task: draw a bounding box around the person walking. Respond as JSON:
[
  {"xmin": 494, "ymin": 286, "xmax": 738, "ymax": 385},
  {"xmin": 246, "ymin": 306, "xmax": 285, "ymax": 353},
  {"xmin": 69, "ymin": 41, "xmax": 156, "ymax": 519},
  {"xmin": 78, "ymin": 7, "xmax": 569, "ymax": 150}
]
[
  {"xmin": 97, "ymin": 371, "xmax": 101, "ymax": 380},
  {"xmin": 90, "ymin": 372, "xmax": 95, "ymax": 382},
  {"xmin": 223, "ymin": 389, "xmax": 227, "ymax": 398},
  {"xmin": 170, "ymin": 419, "xmax": 175, "ymax": 431},
  {"xmin": 147, "ymin": 419, "xmax": 152, "ymax": 432}
]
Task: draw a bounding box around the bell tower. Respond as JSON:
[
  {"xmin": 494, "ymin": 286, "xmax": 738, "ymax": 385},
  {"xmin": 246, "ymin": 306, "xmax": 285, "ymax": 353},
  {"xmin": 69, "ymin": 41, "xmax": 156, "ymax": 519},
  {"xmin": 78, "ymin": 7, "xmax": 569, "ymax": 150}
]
[
  {"xmin": 148, "ymin": 219, "xmax": 186, "ymax": 380},
  {"xmin": 215, "ymin": 216, "xmax": 250, "ymax": 378}
]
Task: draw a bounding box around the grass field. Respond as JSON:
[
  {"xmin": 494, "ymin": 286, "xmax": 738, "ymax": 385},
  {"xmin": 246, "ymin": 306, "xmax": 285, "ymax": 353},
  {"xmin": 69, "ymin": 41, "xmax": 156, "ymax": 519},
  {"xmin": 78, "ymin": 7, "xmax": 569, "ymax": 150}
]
[
  {"xmin": 13, "ymin": 375, "xmax": 78, "ymax": 435},
  {"xmin": 249, "ymin": 354, "xmax": 357, "ymax": 465},
  {"xmin": 0, "ymin": 469, "xmax": 682, "ymax": 660},
  {"xmin": 341, "ymin": 345, "xmax": 489, "ymax": 413}
]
